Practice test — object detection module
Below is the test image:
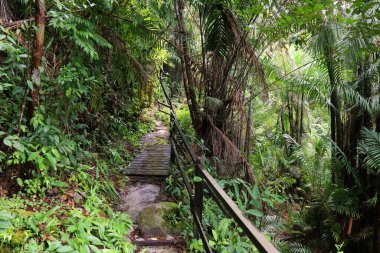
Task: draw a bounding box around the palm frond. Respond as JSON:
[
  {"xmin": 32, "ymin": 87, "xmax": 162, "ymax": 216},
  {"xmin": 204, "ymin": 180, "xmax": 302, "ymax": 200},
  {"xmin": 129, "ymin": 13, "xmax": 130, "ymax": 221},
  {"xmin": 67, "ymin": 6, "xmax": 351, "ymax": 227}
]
[
  {"xmin": 327, "ymin": 187, "xmax": 360, "ymax": 218},
  {"xmin": 204, "ymin": 1, "xmax": 234, "ymax": 57},
  {"xmin": 358, "ymin": 128, "xmax": 380, "ymax": 174}
]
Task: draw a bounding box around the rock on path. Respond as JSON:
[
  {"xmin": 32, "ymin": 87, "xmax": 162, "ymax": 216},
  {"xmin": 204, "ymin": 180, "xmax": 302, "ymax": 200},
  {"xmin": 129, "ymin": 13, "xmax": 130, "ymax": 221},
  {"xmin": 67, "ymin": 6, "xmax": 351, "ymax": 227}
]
[{"xmin": 119, "ymin": 183, "xmax": 161, "ymax": 223}]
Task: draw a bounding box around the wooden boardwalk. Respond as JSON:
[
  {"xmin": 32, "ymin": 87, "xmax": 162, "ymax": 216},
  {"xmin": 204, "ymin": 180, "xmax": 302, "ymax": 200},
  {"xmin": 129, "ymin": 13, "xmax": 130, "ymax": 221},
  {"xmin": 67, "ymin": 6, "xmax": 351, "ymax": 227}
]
[{"xmin": 125, "ymin": 144, "xmax": 171, "ymax": 176}]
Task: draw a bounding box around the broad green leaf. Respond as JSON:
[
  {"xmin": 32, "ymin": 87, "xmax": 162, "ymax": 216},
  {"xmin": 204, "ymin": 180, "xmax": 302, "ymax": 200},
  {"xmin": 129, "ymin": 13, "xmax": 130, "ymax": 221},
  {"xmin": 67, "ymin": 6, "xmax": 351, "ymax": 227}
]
[
  {"xmin": 193, "ymin": 176, "xmax": 202, "ymax": 182},
  {"xmin": 250, "ymin": 185, "xmax": 260, "ymax": 199},
  {"xmin": 3, "ymin": 138, "xmax": 12, "ymax": 147},
  {"xmin": 245, "ymin": 209, "xmax": 263, "ymax": 217},
  {"xmin": 0, "ymin": 220, "xmax": 12, "ymax": 229},
  {"xmin": 89, "ymin": 245, "xmax": 101, "ymax": 253},
  {"xmin": 27, "ymin": 80, "xmax": 33, "ymax": 90},
  {"xmin": 47, "ymin": 240, "xmax": 62, "ymax": 251},
  {"xmin": 212, "ymin": 230, "xmax": 218, "ymax": 241},
  {"xmin": 12, "ymin": 141, "xmax": 24, "ymax": 151},
  {"xmin": 86, "ymin": 235, "xmax": 102, "ymax": 245},
  {"xmin": 28, "ymin": 152, "xmax": 40, "ymax": 161},
  {"xmin": 56, "ymin": 245, "xmax": 74, "ymax": 253},
  {"xmin": 17, "ymin": 178, "xmax": 23, "ymax": 187},
  {"xmin": 0, "ymin": 211, "xmax": 13, "ymax": 220},
  {"xmin": 46, "ymin": 153, "xmax": 57, "ymax": 169}
]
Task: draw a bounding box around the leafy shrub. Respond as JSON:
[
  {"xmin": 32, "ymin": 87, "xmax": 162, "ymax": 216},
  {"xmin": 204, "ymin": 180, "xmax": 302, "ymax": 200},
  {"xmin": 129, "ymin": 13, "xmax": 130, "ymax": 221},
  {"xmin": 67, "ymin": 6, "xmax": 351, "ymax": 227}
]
[{"xmin": 0, "ymin": 196, "xmax": 135, "ymax": 253}]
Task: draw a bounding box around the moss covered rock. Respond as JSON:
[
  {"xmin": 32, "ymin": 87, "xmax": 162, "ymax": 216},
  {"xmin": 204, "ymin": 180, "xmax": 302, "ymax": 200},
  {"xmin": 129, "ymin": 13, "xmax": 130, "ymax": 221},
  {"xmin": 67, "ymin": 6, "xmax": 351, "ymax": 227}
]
[
  {"xmin": 138, "ymin": 202, "xmax": 182, "ymax": 236},
  {"xmin": 10, "ymin": 229, "xmax": 29, "ymax": 245},
  {"xmin": 0, "ymin": 245, "xmax": 13, "ymax": 253}
]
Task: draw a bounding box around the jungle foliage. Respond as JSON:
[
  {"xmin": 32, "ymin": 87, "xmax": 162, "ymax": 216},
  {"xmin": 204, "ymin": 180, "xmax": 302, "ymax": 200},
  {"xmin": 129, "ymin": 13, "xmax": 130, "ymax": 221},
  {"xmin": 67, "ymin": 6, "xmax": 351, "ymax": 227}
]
[{"xmin": 0, "ymin": 0, "xmax": 379, "ymax": 252}]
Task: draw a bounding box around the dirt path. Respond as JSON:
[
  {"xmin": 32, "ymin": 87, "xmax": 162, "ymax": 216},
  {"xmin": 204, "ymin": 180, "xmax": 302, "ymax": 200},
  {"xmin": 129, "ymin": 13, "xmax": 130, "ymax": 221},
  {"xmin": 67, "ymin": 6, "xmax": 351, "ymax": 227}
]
[{"xmin": 119, "ymin": 120, "xmax": 181, "ymax": 253}]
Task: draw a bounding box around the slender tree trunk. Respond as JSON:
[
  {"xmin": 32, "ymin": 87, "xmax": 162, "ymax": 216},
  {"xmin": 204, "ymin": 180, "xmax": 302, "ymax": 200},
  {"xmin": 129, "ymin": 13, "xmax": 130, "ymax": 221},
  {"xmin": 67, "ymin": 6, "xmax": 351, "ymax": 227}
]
[
  {"xmin": 244, "ymin": 89, "xmax": 253, "ymax": 156},
  {"xmin": 295, "ymin": 95, "xmax": 299, "ymax": 139},
  {"xmin": 0, "ymin": 0, "xmax": 13, "ymax": 23},
  {"xmin": 362, "ymin": 61, "xmax": 372, "ymax": 129},
  {"xmin": 373, "ymin": 175, "xmax": 380, "ymax": 253},
  {"xmin": 280, "ymin": 108, "xmax": 286, "ymax": 135},
  {"xmin": 26, "ymin": 0, "xmax": 46, "ymax": 123},
  {"xmin": 376, "ymin": 98, "xmax": 380, "ymax": 253},
  {"xmin": 287, "ymin": 94, "xmax": 294, "ymax": 138},
  {"xmin": 296, "ymin": 93, "xmax": 304, "ymax": 144},
  {"xmin": 174, "ymin": 0, "xmax": 202, "ymax": 129},
  {"xmin": 326, "ymin": 51, "xmax": 341, "ymax": 184}
]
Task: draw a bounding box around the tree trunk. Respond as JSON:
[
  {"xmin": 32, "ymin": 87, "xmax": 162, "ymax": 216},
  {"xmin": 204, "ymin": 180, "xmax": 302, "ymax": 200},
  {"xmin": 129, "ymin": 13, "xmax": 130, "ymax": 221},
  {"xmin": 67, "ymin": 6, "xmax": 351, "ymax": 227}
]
[
  {"xmin": 244, "ymin": 89, "xmax": 253, "ymax": 157},
  {"xmin": 296, "ymin": 93, "xmax": 304, "ymax": 144},
  {"xmin": 287, "ymin": 94, "xmax": 294, "ymax": 138},
  {"xmin": 0, "ymin": 0, "xmax": 13, "ymax": 23},
  {"xmin": 174, "ymin": 0, "xmax": 202, "ymax": 129},
  {"xmin": 373, "ymin": 181, "xmax": 380, "ymax": 253},
  {"xmin": 280, "ymin": 108, "xmax": 286, "ymax": 135},
  {"xmin": 362, "ymin": 61, "xmax": 372, "ymax": 129},
  {"xmin": 326, "ymin": 49, "xmax": 341, "ymax": 184},
  {"xmin": 375, "ymin": 98, "xmax": 380, "ymax": 253},
  {"xmin": 26, "ymin": 0, "xmax": 46, "ymax": 123}
]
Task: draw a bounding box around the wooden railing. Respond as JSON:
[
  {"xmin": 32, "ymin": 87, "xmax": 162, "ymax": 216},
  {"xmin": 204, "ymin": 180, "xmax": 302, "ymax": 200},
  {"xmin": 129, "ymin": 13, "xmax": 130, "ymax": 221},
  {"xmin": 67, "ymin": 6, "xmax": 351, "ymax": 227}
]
[{"xmin": 159, "ymin": 78, "xmax": 279, "ymax": 253}]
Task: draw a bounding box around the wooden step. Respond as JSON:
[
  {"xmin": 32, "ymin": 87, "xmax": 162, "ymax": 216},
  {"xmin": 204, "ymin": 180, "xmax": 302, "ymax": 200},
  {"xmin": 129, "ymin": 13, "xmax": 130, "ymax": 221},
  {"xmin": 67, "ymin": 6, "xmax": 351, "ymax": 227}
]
[
  {"xmin": 125, "ymin": 143, "xmax": 171, "ymax": 176},
  {"xmin": 124, "ymin": 169, "xmax": 168, "ymax": 176}
]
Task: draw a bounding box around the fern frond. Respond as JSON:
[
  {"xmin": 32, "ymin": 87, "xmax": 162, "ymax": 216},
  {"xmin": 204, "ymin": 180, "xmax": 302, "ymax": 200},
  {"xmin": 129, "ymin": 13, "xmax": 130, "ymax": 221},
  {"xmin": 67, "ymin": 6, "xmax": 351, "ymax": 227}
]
[
  {"xmin": 358, "ymin": 128, "xmax": 380, "ymax": 174},
  {"xmin": 327, "ymin": 188, "xmax": 360, "ymax": 218}
]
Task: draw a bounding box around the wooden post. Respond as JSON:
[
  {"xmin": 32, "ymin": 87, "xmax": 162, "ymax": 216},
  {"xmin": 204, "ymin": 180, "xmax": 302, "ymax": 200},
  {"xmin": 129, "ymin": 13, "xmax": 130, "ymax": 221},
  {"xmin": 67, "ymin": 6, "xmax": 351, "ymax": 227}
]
[
  {"xmin": 194, "ymin": 157, "xmax": 205, "ymax": 237},
  {"xmin": 170, "ymin": 114, "xmax": 175, "ymax": 164}
]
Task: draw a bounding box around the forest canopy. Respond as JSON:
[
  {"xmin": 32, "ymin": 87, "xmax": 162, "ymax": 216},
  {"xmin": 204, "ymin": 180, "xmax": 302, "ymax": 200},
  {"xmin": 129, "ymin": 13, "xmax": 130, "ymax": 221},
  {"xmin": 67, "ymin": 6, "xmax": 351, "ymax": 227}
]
[{"xmin": 0, "ymin": 0, "xmax": 379, "ymax": 252}]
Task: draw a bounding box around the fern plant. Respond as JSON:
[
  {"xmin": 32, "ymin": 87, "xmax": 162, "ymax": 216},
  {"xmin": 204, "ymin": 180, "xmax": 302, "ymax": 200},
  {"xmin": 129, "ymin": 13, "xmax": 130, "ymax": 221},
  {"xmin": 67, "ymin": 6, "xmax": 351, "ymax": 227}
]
[{"xmin": 358, "ymin": 128, "xmax": 380, "ymax": 174}]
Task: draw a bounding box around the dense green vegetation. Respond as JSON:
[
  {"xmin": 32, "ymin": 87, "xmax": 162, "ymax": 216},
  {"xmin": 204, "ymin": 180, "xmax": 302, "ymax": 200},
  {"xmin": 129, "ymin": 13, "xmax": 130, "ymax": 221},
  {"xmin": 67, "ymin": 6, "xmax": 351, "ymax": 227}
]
[{"xmin": 0, "ymin": 0, "xmax": 379, "ymax": 252}]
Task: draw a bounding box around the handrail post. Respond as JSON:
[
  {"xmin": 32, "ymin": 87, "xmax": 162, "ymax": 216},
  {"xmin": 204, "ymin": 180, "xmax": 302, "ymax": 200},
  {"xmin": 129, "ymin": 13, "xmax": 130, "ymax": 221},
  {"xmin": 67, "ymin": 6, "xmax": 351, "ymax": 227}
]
[
  {"xmin": 194, "ymin": 157, "xmax": 205, "ymax": 237},
  {"xmin": 170, "ymin": 113, "xmax": 175, "ymax": 163}
]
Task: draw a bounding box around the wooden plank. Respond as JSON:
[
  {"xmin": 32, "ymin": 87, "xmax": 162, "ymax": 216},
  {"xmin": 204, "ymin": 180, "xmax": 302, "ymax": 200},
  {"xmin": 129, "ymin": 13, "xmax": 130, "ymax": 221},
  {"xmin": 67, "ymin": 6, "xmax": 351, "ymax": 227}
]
[
  {"xmin": 144, "ymin": 144, "xmax": 170, "ymax": 148},
  {"xmin": 126, "ymin": 171, "xmax": 168, "ymax": 175},
  {"xmin": 125, "ymin": 171, "xmax": 168, "ymax": 176},
  {"xmin": 128, "ymin": 165, "xmax": 170, "ymax": 168},
  {"xmin": 137, "ymin": 151, "xmax": 171, "ymax": 154},
  {"xmin": 127, "ymin": 165, "xmax": 169, "ymax": 168},
  {"xmin": 125, "ymin": 173, "xmax": 168, "ymax": 176},
  {"xmin": 135, "ymin": 154, "xmax": 170, "ymax": 159},
  {"xmin": 130, "ymin": 158, "xmax": 170, "ymax": 161},
  {"xmin": 131, "ymin": 159, "xmax": 170, "ymax": 162},
  {"xmin": 137, "ymin": 153, "xmax": 170, "ymax": 155},
  {"xmin": 132, "ymin": 157, "xmax": 170, "ymax": 161},
  {"xmin": 127, "ymin": 167, "xmax": 169, "ymax": 171},
  {"xmin": 139, "ymin": 149, "xmax": 170, "ymax": 152},
  {"xmin": 126, "ymin": 166, "xmax": 168, "ymax": 169},
  {"xmin": 125, "ymin": 167, "xmax": 169, "ymax": 171},
  {"xmin": 133, "ymin": 238, "xmax": 185, "ymax": 246},
  {"xmin": 129, "ymin": 163, "xmax": 170, "ymax": 166},
  {"xmin": 126, "ymin": 168, "xmax": 169, "ymax": 172},
  {"xmin": 141, "ymin": 150, "xmax": 170, "ymax": 152},
  {"xmin": 142, "ymin": 148, "xmax": 171, "ymax": 151},
  {"xmin": 127, "ymin": 167, "xmax": 168, "ymax": 171},
  {"xmin": 125, "ymin": 141, "xmax": 171, "ymax": 176},
  {"xmin": 128, "ymin": 161, "xmax": 170, "ymax": 165}
]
